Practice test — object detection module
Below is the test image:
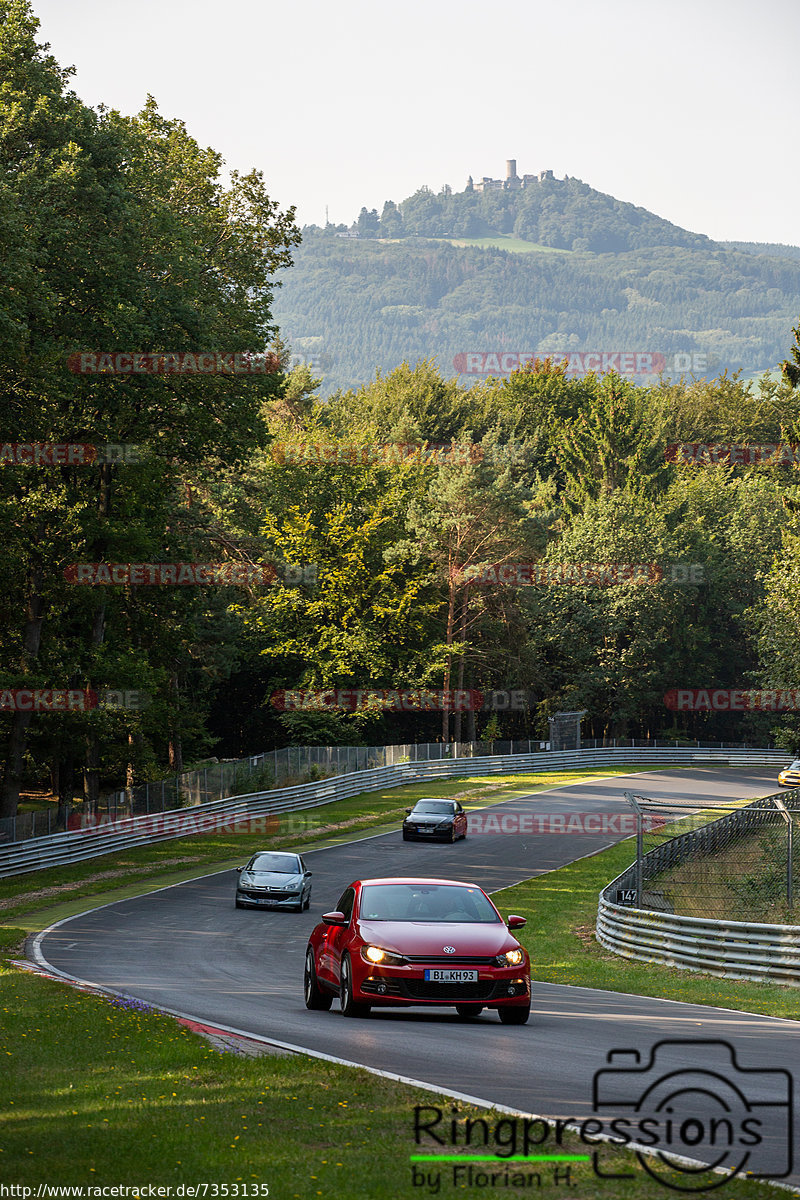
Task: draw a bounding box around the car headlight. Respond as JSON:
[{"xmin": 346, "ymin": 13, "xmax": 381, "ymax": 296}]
[
  {"xmin": 435, "ymin": 821, "xmax": 452, "ymax": 829},
  {"xmin": 362, "ymin": 945, "xmax": 407, "ymax": 966},
  {"xmin": 496, "ymin": 948, "xmax": 524, "ymax": 967}
]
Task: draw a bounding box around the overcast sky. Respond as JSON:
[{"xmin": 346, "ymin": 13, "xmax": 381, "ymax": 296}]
[{"xmin": 32, "ymin": 0, "xmax": 799, "ymax": 245}]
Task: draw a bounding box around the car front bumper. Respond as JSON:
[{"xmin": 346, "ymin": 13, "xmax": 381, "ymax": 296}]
[
  {"xmin": 354, "ymin": 964, "xmax": 530, "ymax": 1007},
  {"xmin": 402, "ymin": 825, "xmax": 454, "ymax": 841},
  {"xmin": 236, "ymin": 890, "xmax": 305, "ymax": 908}
]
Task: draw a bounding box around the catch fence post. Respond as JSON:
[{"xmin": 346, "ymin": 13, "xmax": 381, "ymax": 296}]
[
  {"xmin": 625, "ymin": 791, "xmax": 645, "ymax": 907},
  {"xmin": 789, "ymin": 818, "xmax": 794, "ymax": 910},
  {"xmin": 773, "ymin": 795, "xmax": 793, "ymax": 910}
]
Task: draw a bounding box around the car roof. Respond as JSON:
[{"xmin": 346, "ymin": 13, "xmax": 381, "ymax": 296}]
[{"xmin": 356, "ymin": 877, "xmax": 481, "ymax": 887}]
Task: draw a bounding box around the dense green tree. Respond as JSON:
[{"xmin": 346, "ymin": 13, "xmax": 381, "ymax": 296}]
[
  {"xmin": 0, "ymin": 0, "xmax": 300, "ymax": 817},
  {"xmin": 781, "ymin": 318, "xmax": 800, "ymax": 389}
]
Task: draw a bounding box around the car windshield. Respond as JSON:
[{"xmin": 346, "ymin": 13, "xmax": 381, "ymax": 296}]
[
  {"xmin": 412, "ymin": 801, "xmax": 454, "ymax": 814},
  {"xmin": 790, "ymin": 762, "xmax": 800, "ymax": 771},
  {"xmin": 248, "ymin": 854, "xmax": 300, "ymax": 874},
  {"xmin": 359, "ymin": 883, "xmax": 500, "ymax": 922}
]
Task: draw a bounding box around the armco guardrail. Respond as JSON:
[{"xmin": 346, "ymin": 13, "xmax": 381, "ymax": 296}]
[
  {"xmin": 7, "ymin": 736, "xmax": 759, "ymax": 844},
  {"xmin": 0, "ymin": 746, "xmax": 786, "ymax": 879},
  {"xmin": 597, "ymin": 787, "xmax": 800, "ymax": 985},
  {"xmin": 597, "ymin": 906, "xmax": 800, "ymax": 985}
]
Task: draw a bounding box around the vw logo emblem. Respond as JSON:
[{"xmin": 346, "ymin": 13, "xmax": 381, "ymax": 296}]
[{"xmin": 443, "ymin": 945, "xmax": 456, "ymax": 954}]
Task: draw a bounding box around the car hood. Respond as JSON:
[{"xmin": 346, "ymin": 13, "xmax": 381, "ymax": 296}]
[
  {"xmin": 241, "ymin": 871, "xmax": 302, "ymax": 886},
  {"xmin": 406, "ymin": 813, "xmax": 453, "ymax": 824},
  {"xmin": 356, "ymin": 920, "xmax": 519, "ymax": 956}
]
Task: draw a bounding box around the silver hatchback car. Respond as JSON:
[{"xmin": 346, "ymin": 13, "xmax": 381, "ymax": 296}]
[{"xmin": 235, "ymin": 851, "xmax": 312, "ymax": 911}]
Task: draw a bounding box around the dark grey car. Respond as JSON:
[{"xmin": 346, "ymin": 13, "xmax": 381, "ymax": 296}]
[
  {"xmin": 402, "ymin": 798, "xmax": 467, "ymax": 843},
  {"xmin": 235, "ymin": 851, "xmax": 312, "ymax": 911}
]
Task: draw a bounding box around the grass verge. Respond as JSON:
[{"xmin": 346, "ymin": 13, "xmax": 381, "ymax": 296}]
[{"xmin": 0, "ymin": 949, "xmax": 787, "ymax": 1197}]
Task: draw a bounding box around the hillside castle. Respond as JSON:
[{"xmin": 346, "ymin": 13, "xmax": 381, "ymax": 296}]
[{"xmin": 468, "ymin": 160, "xmax": 556, "ymax": 192}]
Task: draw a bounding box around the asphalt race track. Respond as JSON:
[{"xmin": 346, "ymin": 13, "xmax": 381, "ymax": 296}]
[{"xmin": 36, "ymin": 768, "xmax": 800, "ymax": 1187}]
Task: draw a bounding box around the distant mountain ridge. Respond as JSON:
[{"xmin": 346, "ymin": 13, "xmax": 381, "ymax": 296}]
[
  {"xmin": 721, "ymin": 241, "xmax": 800, "ymax": 261},
  {"xmin": 274, "ymin": 174, "xmax": 800, "ymax": 395}
]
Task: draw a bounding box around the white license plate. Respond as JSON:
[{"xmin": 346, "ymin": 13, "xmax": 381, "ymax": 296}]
[{"xmin": 424, "ymin": 969, "xmax": 478, "ymax": 982}]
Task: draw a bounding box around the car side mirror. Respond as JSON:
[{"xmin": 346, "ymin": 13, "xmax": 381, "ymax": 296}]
[
  {"xmin": 507, "ymin": 914, "xmax": 527, "ymax": 929},
  {"xmin": 405, "ymin": 809, "xmax": 412, "ymax": 815},
  {"xmin": 236, "ymin": 866, "xmax": 243, "ymax": 873},
  {"xmin": 322, "ymin": 911, "xmax": 347, "ymax": 926},
  {"xmin": 306, "ymin": 871, "xmax": 313, "ymax": 877}
]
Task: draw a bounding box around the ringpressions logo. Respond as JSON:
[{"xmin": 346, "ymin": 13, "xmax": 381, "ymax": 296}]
[{"xmin": 409, "ymin": 1039, "xmax": 793, "ymax": 1192}]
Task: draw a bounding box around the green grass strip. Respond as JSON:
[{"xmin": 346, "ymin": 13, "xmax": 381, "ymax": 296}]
[{"xmin": 0, "ymin": 961, "xmax": 785, "ymax": 1197}]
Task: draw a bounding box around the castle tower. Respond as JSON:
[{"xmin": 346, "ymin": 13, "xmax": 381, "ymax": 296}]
[{"xmin": 506, "ymin": 159, "xmax": 517, "ymax": 179}]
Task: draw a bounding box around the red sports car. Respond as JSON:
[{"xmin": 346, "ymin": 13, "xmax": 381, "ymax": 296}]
[{"xmin": 303, "ymin": 876, "xmax": 530, "ymax": 1023}]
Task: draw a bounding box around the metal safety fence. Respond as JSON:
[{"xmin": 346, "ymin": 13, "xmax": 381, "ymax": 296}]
[
  {"xmin": 597, "ymin": 787, "xmax": 800, "ymax": 984},
  {"xmin": 1, "ymin": 736, "xmax": 767, "ymax": 845},
  {"xmin": 0, "ymin": 746, "xmax": 786, "ymax": 878},
  {"xmin": 3, "ymin": 739, "xmax": 553, "ymax": 845}
]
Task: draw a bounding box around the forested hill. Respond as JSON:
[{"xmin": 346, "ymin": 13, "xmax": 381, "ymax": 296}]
[
  {"xmin": 353, "ymin": 175, "xmax": 715, "ymax": 252},
  {"xmin": 721, "ymin": 241, "xmax": 800, "ymax": 261},
  {"xmin": 272, "ymin": 177, "xmax": 800, "ymax": 395}
]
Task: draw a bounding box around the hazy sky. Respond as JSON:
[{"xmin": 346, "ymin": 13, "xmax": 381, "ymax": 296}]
[{"xmin": 32, "ymin": 0, "xmax": 799, "ymax": 245}]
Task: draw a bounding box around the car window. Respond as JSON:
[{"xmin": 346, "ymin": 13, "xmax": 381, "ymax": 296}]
[
  {"xmin": 336, "ymin": 887, "xmax": 355, "ymax": 922},
  {"xmin": 413, "ymin": 801, "xmax": 455, "ymax": 814},
  {"xmin": 249, "ymin": 853, "xmax": 300, "ymax": 873},
  {"xmin": 359, "ymin": 883, "xmax": 500, "ymax": 922}
]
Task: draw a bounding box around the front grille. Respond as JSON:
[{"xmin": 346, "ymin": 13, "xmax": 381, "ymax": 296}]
[
  {"xmin": 405, "ymin": 955, "xmax": 497, "ymax": 965},
  {"xmin": 241, "ymin": 890, "xmax": 295, "ymax": 901},
  {"xmin": 402, "ymin": 981, "xmax": 497, "ymax": 1001}
]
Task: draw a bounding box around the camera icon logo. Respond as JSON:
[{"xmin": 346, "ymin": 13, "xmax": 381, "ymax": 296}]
[{"xmin": 592, "ymin": 1038, "xmax": 793, "ymax": 1191}]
